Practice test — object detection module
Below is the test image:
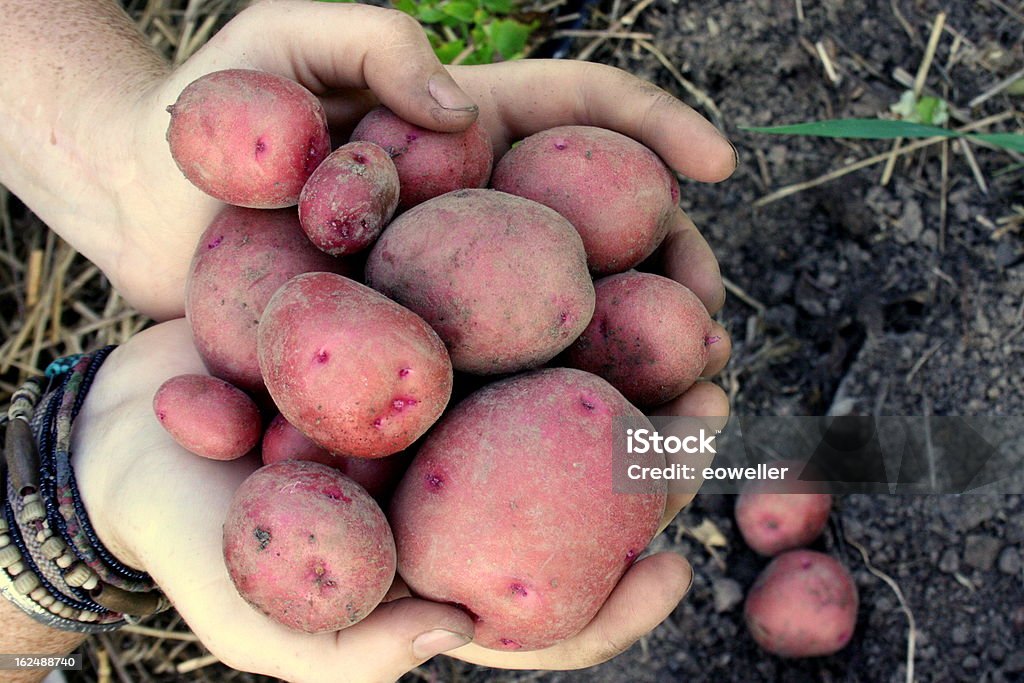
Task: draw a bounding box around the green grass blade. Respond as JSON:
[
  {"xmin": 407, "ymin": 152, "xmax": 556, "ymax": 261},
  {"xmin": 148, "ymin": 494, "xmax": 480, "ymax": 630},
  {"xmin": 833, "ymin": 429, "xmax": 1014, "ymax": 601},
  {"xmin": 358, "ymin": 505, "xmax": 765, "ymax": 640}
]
[{"xmin": 743, "ymin": 119, "xmax": 1024, "ymax": 153}]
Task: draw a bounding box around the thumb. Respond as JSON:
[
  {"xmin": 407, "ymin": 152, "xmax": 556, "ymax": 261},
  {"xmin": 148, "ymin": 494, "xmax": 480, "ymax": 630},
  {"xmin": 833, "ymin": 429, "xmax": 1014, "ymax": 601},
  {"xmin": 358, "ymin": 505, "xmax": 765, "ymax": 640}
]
[
  {"xmin": 207, "ymin": 0, "xmax": 478, "ymax": 132},
  {"xmin": 334, "ymin": 596, "xmax": 475, "ymax": 681}
]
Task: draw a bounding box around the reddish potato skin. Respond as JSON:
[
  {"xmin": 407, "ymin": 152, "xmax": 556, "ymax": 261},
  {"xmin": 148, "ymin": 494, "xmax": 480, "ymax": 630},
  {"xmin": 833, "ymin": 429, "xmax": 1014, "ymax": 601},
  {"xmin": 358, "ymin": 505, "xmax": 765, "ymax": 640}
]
[
  {"xmin": 365, "ymin": 189, "xmax": 595, "ymax": 375},
  {"xmin": 492, "ymin": 126, "xmax": 679, "ymax": 275},
  {"xmin": 298, "ymin": 142, "xmax": 399, "ymax": 256},
  {"xmin": 261, "ymin": 413, "xmax": 410, "ymax": 501},
  {"xmin": 567, "ymin": 271, "xmax": 713, "ymax": 407},
  {"xmin": 390, "ymin": 368, "xmax": 666, "ymax": 651},
  {"xmin": 744, "ymin": 550, "xmax": 858, "ymax": 657},
  {"xmin": 350, "ymin": 106, "xmax": 492, "ymax": 209},
  {"xmin": 186, "ymin": 206, "xmax": 346, "ymax": 393},
  {"xmin": 257, "ymin": 272, "xmax": 452, "ymax": 458},
  {"xmin": 223, "ymin": 460, "xmax": 396, "ymax": 633},
  {"xmin": 153, "ymin": 374, "xmax": 261, "ymax": 460},
  {"xmin": 166, "ymin": 69, "xmax": 331, "ymax": 208},
  {"xmin": 735, "ymin": 463, "xmax": 833, "ymax": 556}
]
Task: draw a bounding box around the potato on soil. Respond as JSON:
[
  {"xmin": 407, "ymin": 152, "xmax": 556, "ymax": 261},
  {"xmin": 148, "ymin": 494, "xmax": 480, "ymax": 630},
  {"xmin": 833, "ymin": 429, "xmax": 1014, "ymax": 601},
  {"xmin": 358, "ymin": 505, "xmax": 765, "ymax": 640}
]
[
  {"xmin": 567, "ymin": 271, "xmax": 713, "ymax": 407},
  {"xmin": 166, "ymin": 69, "xmax": 331, "ymax": 208},
  {"xmin": 350, "ymin": 106, "xmax": 492, "ymax": 209},
  {"xmin": 735, "ymin": 462, "xmax": 833, "ymax": 557},
  {"xmin": 390, "ymin": 368, "xmax": 666, "ymax": 651},
  {"xmin": 257, "ymin": 272, "xmax": 452, "ymax": 458},
  {"xmin": 261, "ymin": 413, "xmax": 411, "ymax": 501},
  {"xmin": 298, "ymin": 141, "xmax": 399, "ymax": 256},
  {"xmin": 153, "ymin": 374, "xmax": 261, "ymax": 460},
  {"xmin": 744, "ymin": 550, "xmax": 858, "ymax": 657},
  {"xmin": 491, "ymin": 125, "xmax": 680, "ymax": 275},
  {"xmin": 223, "ymin": 460, "xmax": 396, "ymax": 633},
  {"xmin": 365, "ymin": 189, "xmax": 595, "ymax": 375},
  {"xmin": 186, "ymin": 206, "xmax": 345, "ymax": 393}
]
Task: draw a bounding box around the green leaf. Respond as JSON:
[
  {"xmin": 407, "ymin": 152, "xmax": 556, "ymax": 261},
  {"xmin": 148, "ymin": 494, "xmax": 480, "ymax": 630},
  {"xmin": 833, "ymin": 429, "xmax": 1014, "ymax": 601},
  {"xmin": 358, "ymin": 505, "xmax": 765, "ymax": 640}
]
[
  {"xmin": 482, "ymin": 0, "xmax": 514, "ymax": 13},
  {"xmin": 742, "ymin": 119, "xmax": 1024, "ymax": 153},
  {"xmin": 434, "ymin": 39, "xmax": 466, "ymax": 63},
  {"xmin": 416, "ymin": 6, "xmax": 447, "ymax": 23},
  {"xmin": 488, "ymin": 18, "xmax": 533, "ymax": 59},
  {"xmin": 441, "ymin": 0, "xmax": 477, "ymax": 23},
  {"xmin": 392, "ymin": 0, "xmax": 417, "ymax": 14}
]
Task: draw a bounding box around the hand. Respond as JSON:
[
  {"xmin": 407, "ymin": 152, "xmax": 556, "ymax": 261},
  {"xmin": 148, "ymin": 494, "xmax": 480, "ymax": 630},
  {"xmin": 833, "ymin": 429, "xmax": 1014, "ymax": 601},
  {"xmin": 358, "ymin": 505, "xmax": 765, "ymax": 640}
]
[{"xmin": 93, "ymin": 0, "xmax": 736, "ymax": 320}]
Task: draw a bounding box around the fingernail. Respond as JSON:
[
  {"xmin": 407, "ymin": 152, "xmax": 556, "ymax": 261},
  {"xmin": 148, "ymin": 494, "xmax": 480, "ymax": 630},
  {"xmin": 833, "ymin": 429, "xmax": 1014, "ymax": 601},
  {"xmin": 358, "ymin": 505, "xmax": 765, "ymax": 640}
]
[
  {"xmin": 427, "ymin": 74, "xmax": 478, "ymax": 113},
  {"xmin": 412, "ymin": 629, "xmax": 472, "ymax": 659},
  {"xmin": 728, "ymin": 139, "xmax": 740, "ymax": 168}
]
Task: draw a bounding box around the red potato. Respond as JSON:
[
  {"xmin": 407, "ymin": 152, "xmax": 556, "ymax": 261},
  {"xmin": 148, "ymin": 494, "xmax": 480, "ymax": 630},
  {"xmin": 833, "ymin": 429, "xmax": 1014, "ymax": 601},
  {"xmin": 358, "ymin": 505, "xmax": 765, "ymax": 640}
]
[
  {"xmin": 261, "ymin": 413, "xmax": 410, "ymax": 501},
  {"xmin": 223, "ymin": 460, "xmax": 396, "ymax": 633},
  {"xmin": 298, "ymin": 141, "xmax": 400, "ymax": 256},
  {"xmin": 186, "ymin": 206, "xmax": 346, "ymax": 393},
  {"xmin": 350, "ymin": 106, "xmax": 492, "ymax": 209},
  {"xmin": 153, "ymin": 374, "xmax": 261, "ymax": 460},
  {"xmin": 257, "ymin": 272, "xmax": 453, "ymax": 458},
  {"xmin": 390, "ymin": 368, "xmax": 666, "ymax": 651},
  {"xmin": 567, "ymin": 271, "xmax": 715, "ymax": 407},
  {"xmin": 166, "ymin": 69, "xmax": 331, "ymax": 208},
  {"xmin": 735, "ymin": 462, "xmax": 833, "ymax": 556},
  {"xmin": 365, "ymin": 189, "xmax": 595, "ymax": 375},
  {"xmin": 744, "ymin": 550, "xmax": 858, "ymax": 657},
  {"xmin": 491, "ymin": 125, "xmax": 680, "ymax": 275}
]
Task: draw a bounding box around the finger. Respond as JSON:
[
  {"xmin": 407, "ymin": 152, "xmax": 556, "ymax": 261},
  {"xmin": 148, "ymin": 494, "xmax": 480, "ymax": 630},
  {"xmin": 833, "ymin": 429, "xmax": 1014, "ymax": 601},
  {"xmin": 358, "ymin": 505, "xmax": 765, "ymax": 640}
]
[
  {"xmin": 450, "ymin": 553, "xmax": 692, "ymax": 670},
  {"xmin": 703, "ymin": 322, "xmax": 731, "ymax": 377},
  {"xmin": 449, "ymin": 60, "xmax": 735, "ymax": 182},
  {"xmin": 650, "ymin": 382, "xmax": 730, "ymax": 528},
  {"xmin": 211, "ymin": 1, "xmax": 477, "ymax": 131},
  {"xmin": 654, "ymin": 209, "xmax": 726, "ymax": 314}
]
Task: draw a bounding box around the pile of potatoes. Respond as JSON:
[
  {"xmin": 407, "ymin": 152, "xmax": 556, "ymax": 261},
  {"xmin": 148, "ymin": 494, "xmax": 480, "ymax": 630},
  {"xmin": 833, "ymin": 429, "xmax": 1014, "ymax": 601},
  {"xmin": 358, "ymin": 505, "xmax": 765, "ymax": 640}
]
[
  {"xmin": 154, "ymin": 69, "xmax": 717, "ymax": 648},
  {"xmin": 735, "ymin": 465, "xmax": 859, "ymax": 658}
]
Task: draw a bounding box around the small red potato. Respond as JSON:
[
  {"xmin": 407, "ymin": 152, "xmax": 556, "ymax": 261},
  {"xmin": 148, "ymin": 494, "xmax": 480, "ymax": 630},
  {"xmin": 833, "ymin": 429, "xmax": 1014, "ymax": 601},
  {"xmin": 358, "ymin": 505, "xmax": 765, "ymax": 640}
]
[
  {"xmin": 186, "ymin": 206, "xmax": 344, "ymax": 393},
  {"xmin": 153, "ymin": 374, "xmax": 261, "ymax": 460},
  {"xmin": 257, "ymin": 272, "xmax": 452, "ymax": 458},
  {"xmin": 261, "ymin": 414, "xmax": 410, "ymax": 501},
  {"xmin": 735, "ymin": 463, "xmax": 833, "ymax": 557},
  {"xmin": 365, "ymin": 189, "xmax": 595, "ymax": 374},
  {"xmin": 567, "ymin": 271, "xmax": 714, "ymax": 407},
  {"xmin": 223, "ymin": 460, "xmax": 396, "ymax": 633},
  {"xmin": 491, "ymin": 125, "xmax": 680, "ymax": 275},
  {"xmin": 350, "ymin": 106, "xmax": 492, "ymax": 209},
  {"xmin": 298, "ymin": 141, "xmax": 400, "ymax": 256},
  {"xmin": 744, "ymin": 550, "xmax": 858, "ymax": 657},
  {"xmin": 390, "ymin": 368, "xmax": 666, "ymax": 651},
  {"xmin": 166, "ymin": 69, "xmax": 331, "ymax": 208}
]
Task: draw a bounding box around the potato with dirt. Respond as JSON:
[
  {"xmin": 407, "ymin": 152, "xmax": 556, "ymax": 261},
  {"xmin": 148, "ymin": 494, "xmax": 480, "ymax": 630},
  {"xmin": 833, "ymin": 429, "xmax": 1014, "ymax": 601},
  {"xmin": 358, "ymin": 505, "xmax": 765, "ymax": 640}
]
[
  {"xmin": 735, "ymin": 461, "xmax": 833, "ymax": 556},
  {"xmin": 166, "ymin": 69, "xmax": 331, "ymax": 208},
  {"xmin": 350, "ymin": 105, "xmax": 492, "ymax": 209},
  {"xmin": 298, "ymin": 141, "xmax": 400, "ymax": 256},
  {"xmin": 389, "ymin": 368, "xmax": 666, "ymax": 651},
  {"xmin": 222, "ymin": 460, "xmax": 396, "ymax": 633},
  {"xmin": 153, "ymin": 373, "xmax": 262, "ymax": 460},
  {"xmin": 365, "ymin": 189, "xmax": 594, "ymax": 375},
  {"xmin": 186, "ymin": 205, "xmax": 346, "ymax": 393},
  {"xmin": 491, "ymin": 125, "xmax": 680, "ymax": 275},
  {"xmin": 567, "ymin": 270, "xmax": 715, "ymax": 407},
  {"xmin": 257, "ymin": 272, "xmax": 452, "ymax": 458},
  {"xmin": 744, "ymin": 549, "xmax": 858, "ymax": 657}
]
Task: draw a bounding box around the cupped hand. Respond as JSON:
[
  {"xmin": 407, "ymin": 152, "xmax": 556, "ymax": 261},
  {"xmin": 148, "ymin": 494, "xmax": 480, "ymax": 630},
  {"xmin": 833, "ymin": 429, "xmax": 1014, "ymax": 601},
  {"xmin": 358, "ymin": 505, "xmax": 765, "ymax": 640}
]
[{"xmin": 105, "ymin": 0, "xmax": 735, "ymax": 320}]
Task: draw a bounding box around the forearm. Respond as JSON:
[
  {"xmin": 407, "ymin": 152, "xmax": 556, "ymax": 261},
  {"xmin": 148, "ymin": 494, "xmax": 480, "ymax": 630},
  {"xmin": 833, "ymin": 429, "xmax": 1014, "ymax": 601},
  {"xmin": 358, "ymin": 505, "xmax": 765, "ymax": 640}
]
[
  {"xmin": 0, "ymin": 598, "xmax": 85, "ymax": 683},
  {"xmin": 0, "ymin": 0, "xmax": 168, "ymax": 263}
]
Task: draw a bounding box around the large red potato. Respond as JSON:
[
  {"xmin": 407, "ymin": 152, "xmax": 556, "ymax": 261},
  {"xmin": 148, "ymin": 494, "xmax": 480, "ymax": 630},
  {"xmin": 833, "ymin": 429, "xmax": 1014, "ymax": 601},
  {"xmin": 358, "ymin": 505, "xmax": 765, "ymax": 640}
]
[
  {"xmin": 365, "ymin": 189, "xmax": 595, "ymax": 375},
  {"xmin": 257, "ymin": 272, "xmax": 452, "ymax": 458},
  {"xmin": 153, "ymin": 374, "xmax": 261, "ymax": 460},
  {"xmin": 567, "ymin": 271, "xmax": 714, "ymax": 407},
  {"xmin": 491, "ymin": 125, "xmax": 680, "ymax": 275},
  {"xmin": 186, "ymin": 206, "xmax": 344, "ymax": 392},
  {"xmin": 223, "ymin": 460, "xmax": 396, "ymax": 633},
  {"xmin": 735, "ymin": 462, "xmax": 833, "ymax": 556},
  {"xmin": 390, "ymin": 368, "xmax": 666, "ymax": 651},
  {"xmin": 744, "ymin": 550, "xmax": 858, "ymax": 657},
  {"xmin": 350, "ymin": 106, "xmax": 492, "ymax": 209},
  {"xmin": 166, "ymin": 69, "xmax": 331, "ymax": 208}
]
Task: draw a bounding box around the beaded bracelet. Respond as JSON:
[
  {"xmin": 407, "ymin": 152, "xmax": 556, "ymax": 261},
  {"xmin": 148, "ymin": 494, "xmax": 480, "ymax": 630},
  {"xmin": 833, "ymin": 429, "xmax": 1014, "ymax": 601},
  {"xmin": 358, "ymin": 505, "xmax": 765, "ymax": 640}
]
[{"xmin": 0, "ymin": 348, "xmax": 171, "ymax": 633}]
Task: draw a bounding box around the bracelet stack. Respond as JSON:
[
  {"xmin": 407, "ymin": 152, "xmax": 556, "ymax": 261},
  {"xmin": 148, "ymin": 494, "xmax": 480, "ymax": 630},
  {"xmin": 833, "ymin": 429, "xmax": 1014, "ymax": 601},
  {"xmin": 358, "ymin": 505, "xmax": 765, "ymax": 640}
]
[{"xmin": 0, "ymin": 348, "xmax": 170, "ymax": 633}]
